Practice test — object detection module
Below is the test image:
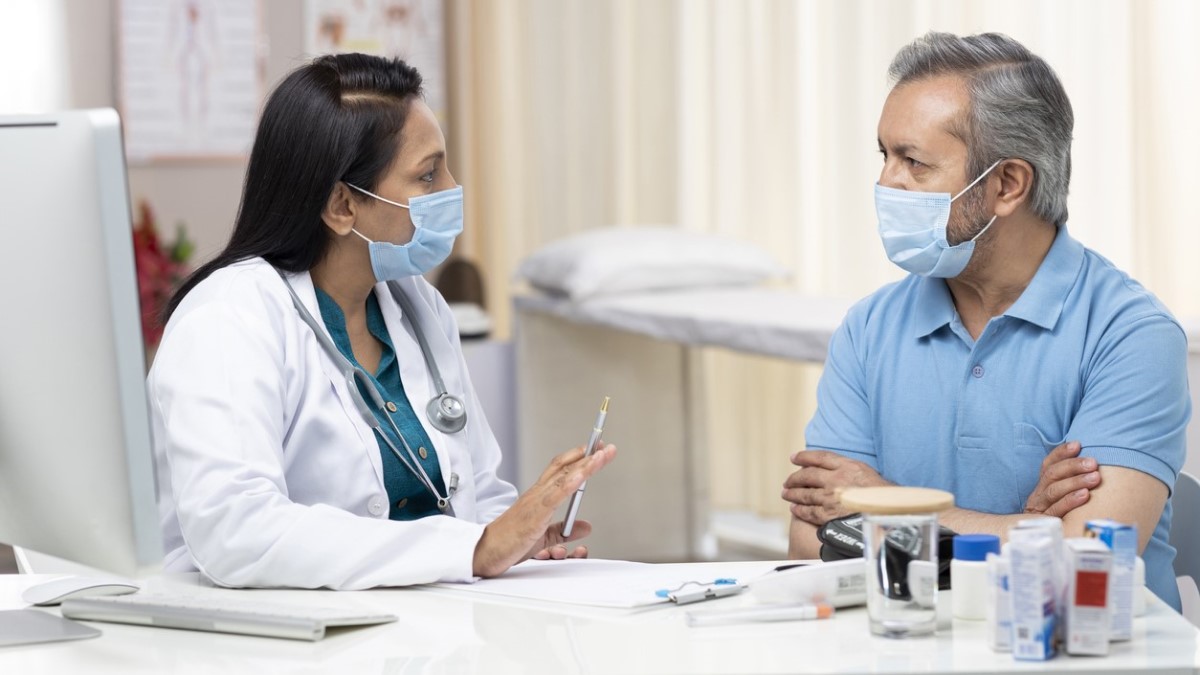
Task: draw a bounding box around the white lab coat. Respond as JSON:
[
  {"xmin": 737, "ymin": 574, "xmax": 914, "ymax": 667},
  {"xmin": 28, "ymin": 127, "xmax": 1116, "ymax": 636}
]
[{"xmin": 147, "ymin": 258, "xmax": 518, "ymax": 589}]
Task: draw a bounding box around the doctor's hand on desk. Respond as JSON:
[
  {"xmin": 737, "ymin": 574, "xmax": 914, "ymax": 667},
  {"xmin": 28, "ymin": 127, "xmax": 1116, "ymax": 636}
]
[
  {"xmin": 473, "ymin": 443, "xmax": 617, "ymax": 578},
  {"xmin": 781, "ymin": 450, "xmax": 893, "ymax": 526}
]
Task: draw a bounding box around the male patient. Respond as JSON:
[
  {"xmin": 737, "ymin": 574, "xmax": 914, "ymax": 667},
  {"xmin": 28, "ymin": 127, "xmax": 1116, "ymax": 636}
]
[{"xmin": 782, "ymin": 32, "xmax": 1189, "ymax": 610}]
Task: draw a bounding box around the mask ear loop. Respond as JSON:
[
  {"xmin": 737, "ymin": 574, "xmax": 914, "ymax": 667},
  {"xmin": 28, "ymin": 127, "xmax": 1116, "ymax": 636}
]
[
  {"xmin": 970, "ymin": 215, "xmax": 1000, "ymax": 243},
  {"xmin": 346, "ymin": 182, "xmax": 411, "ymax": 210},
  {"xmin": 951, "ymin": 158, "xmax": 1005, "ymax": 243},
  {"xmin": 950, "ymin": 158, "xmax": 1005, "ymax": 202},
  {"xmin": 346, "ymin": 184, "xmax": 422, "ymax": 250}
]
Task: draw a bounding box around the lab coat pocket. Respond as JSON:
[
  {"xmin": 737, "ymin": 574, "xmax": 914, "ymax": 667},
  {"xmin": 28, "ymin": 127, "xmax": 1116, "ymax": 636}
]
[{"xmin": 1011, "ymin": 422, "xmax": 1065, "ymax": 511}]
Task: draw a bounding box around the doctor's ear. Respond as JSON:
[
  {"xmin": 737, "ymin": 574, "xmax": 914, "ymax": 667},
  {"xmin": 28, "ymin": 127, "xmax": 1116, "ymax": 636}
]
[
  {"xmin": 992, "ymin": 159, "xmax": 1035, "ymax": 219},
  {"xmin": 321, "ymin": 182, "xmax": 358, "ymax": 236}
]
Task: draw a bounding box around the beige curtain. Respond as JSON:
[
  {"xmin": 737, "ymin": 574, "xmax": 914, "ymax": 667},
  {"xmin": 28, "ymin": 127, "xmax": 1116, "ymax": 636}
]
[
  {"xmin": 446, "ymin": 0, "xmax": 1200, "ymax": 522},
  {"xmin": 445, "ymin": 0, "xmax": 680, "ymax": 302}
]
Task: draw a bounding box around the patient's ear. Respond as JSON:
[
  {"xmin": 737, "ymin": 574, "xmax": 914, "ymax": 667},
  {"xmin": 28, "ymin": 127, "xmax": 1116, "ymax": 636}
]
[
  {"xmin": 992, "ymin": 159, "xmax": 1035, "ymax": 219},
  {"xmin": 322, "ymin": 182, "xmax": 357, "ymax": 236}
]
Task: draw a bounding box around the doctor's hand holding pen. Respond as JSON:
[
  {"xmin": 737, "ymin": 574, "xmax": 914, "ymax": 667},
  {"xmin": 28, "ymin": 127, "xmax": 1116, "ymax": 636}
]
[{"xmin": 472, "ymin": 442, "xmax": 617, "ymax": 578}]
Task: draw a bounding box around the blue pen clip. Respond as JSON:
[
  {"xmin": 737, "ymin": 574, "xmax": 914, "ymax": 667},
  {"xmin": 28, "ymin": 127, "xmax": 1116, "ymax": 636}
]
[{"xmin": 655, "ymin": 578, "xmax": 740, "ymax": 604}]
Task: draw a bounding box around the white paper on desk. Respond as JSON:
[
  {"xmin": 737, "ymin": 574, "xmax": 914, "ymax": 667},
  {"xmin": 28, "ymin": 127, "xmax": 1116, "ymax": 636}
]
[{"xmin": 429, "ymin": 559, "xmax": 783, "ymax": 608}]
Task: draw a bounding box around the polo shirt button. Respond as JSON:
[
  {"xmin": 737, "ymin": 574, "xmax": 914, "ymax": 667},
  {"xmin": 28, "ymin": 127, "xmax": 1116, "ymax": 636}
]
[
  {"xmin": 385, "ymin": 401, "xmax": 398, "ymax": 413},
  {"xmin": 396, "ymin": 498, "xmax": 408, "ymax": 510},
  {"xmin": 419, "ymin": 446, "xmax": 428, "ymax": 460},
  {"xmin": 972, "ymin": 364, "xmax": 985, "ymax": 378},
  {"xmin": 368, "ymin": 496, "xmax": 385, "ymax": 516}
]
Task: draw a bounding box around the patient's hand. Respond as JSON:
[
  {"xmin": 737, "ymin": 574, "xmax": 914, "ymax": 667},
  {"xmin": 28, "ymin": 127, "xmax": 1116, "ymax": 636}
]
[
  {"xmin": 781, "ymin": 450, "xmax": 892, "ymax": 525},
  {"xmin": 1023, "ymin": 440, "xmax": 1100, "ymax": 518}
]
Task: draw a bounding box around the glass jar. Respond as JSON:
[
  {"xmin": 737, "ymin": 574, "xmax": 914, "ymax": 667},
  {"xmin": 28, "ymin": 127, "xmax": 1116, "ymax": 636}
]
[{"xmin": 840, "ymin": 486, "xmax": 954, "ymax": 638}]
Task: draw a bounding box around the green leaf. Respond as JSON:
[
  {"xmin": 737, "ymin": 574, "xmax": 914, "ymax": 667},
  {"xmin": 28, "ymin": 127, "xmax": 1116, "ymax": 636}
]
[{"xmin": 171, "ymin": 221, "xmax": 195, "ymax": 263}]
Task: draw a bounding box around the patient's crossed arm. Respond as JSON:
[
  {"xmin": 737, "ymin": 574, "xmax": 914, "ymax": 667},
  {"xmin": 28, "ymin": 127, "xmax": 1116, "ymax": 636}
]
[{"xmin": 783, "ymin": 444, "xmax": 1166, "ymax": 559}]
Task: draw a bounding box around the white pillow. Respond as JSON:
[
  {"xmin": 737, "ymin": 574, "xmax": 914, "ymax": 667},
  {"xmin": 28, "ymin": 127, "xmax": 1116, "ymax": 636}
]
[{"xmin": 515, "ymin": 226, "xmax": 788, "ymax": 300}]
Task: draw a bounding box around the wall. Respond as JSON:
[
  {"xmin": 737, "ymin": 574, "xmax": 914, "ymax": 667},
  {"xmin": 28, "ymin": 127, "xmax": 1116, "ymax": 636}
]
[{"xmin": 62, "ymin": 0, "xmax": 304, "ymax": 264}]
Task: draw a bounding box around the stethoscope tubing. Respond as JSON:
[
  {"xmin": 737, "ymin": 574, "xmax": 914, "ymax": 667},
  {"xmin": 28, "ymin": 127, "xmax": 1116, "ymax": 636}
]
[{"xmin": 275, "ymin": 269, "xmax": 464, "ymax": 513}]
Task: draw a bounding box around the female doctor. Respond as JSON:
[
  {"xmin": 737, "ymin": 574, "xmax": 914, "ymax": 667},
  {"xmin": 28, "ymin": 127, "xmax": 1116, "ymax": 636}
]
[{"xmin": 148, "ymin": 53, "xmax": 616, "ymax": 589}]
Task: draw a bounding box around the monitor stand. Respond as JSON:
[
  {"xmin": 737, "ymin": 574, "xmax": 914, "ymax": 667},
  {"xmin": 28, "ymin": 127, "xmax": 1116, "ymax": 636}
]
[
  {"xmin": 13, "ymin": 546, "xmax": 138, "ymax": 603},
  {"xmin": 5, "ymin": 547, "xmax": 117, "ymax": 645},
  {"xmin": 15, "ymin": 546, "xmax": 126, "ymax": 577},
  {"xmin": 0, "ymin": 609, "xmax": 101, "ymax": 647}
]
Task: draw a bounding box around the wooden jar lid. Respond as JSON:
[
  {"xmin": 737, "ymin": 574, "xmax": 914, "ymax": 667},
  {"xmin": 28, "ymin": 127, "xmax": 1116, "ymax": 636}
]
[{"xmin": 839, "ymin": 486, "xmax": 954, "ymax": 514}]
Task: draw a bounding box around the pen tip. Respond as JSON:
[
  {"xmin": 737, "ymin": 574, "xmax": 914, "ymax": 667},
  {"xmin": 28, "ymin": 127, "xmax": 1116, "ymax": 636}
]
[{"xmin": 600, "ymin": 396, "xmax": 610, "ymax": 412}]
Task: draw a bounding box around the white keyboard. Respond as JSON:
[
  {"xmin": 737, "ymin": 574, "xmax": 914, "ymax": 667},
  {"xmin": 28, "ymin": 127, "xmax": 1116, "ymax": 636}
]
[{"xmin": 60, "ymin": 592, "xmax": 397, "ymax": 641}]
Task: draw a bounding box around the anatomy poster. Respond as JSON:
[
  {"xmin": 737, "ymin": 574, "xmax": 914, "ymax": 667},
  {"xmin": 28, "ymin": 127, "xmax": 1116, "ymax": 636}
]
[
  {"xmin": 119, "ymin": 0, "xmax": 261, "ymax": 161},
  {"xmin": 305, "ymin": 0, "xmax": 447, "ymax": 119}
]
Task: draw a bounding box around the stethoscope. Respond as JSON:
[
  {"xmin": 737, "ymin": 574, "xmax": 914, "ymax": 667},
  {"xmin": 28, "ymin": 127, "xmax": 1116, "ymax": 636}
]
[{"xmin": 275, "ymin": 269, "xmax": 465, "ymax": 514}]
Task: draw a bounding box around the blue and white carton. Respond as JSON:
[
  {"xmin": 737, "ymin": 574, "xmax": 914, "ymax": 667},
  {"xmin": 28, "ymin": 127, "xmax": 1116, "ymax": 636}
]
[
  {"xmin": 1008, "ymin": 527, "xmax": 1058, "ymax": 661},
  {"xmin": 985, "ymin": 550, "xmax": 1012, "ymax": 652}
]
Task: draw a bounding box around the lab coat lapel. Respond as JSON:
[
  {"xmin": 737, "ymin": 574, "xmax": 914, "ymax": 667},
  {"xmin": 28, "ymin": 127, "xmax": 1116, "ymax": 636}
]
[{"xmin": 284, "ymin": 270, "xmax": 386, "ymax": 487}]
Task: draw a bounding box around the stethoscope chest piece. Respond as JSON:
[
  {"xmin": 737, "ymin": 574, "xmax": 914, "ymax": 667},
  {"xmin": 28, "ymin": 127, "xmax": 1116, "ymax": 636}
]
[
  {"xmin": 427, "ymin": 393, "xmax": 467, "ymax": 434},
  {"xmin": 275, "ymin": 269, "xmax": 468, "ymax": 514}
]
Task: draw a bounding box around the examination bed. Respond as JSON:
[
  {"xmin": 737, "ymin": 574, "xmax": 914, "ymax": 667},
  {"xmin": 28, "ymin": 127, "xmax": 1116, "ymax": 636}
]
[{"xmin": 513, "ymin": 288, "xmax": 854, "ymax": 562}]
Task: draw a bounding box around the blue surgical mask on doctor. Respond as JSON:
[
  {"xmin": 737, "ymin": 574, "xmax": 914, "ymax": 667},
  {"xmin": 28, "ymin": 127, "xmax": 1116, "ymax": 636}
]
[
  {"xmin": 874, "ymin": 159, "xmax": 1004, "ymax": 278},
  {"xmin": 346, "ymin": 183, "xmax": 464, "ymax": 280}
]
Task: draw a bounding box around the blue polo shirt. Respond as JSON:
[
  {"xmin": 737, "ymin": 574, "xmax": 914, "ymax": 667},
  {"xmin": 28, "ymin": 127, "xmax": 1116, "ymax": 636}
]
[{"xmin": 806, "ymin": 226, "xmax": 1189, "ymax": 609}]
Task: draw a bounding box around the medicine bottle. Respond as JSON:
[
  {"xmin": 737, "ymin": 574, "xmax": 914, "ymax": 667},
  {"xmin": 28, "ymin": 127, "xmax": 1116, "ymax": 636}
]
[{"xmin": 951, "ymin": 534, "xmax": 1001, "ymax": 620}]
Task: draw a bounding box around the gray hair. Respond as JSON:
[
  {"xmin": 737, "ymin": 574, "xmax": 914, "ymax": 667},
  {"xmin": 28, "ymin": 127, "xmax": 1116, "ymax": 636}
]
[{"xmin": 888, "ymin": 32, "xmax": 1073, "ymax": 226}]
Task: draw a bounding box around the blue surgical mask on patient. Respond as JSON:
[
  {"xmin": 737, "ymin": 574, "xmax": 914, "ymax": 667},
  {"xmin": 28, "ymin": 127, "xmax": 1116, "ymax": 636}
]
[
  {"xmin": 347, "ymin": 184, "xmax": 464, "ymax": 280},
  {"xmin": 874, "ymin": 159, "xmax": 1003, "ymax": 278}
]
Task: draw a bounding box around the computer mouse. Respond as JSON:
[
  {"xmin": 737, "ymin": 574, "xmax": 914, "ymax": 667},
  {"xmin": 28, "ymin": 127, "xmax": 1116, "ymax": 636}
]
[{"xmin": 21, "ymin": 576, "xmax": 141, "ymax": 607}]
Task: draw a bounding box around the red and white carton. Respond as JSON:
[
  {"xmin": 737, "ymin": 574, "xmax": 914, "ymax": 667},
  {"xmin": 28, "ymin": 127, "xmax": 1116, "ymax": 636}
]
[
  {"xmin": 1064, "ymin": 537, "xmax": 1112, "ymax": 656},
  {"xmin": 1086, "ymin": 519, "xmax": 1136, "ymax": 641}
]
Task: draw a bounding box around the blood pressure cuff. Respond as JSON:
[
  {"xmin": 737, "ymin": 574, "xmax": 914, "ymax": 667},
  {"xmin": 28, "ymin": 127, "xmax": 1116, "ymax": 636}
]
[{"xmin": 816, "ymin": 513, "xmax": 958, "ymax": 590}]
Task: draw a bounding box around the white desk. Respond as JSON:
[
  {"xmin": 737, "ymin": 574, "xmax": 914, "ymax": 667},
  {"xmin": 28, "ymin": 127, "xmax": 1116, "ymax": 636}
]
[{"xmin": 2, "ymin": 573, "xmax": 1197, "ymax": 674}]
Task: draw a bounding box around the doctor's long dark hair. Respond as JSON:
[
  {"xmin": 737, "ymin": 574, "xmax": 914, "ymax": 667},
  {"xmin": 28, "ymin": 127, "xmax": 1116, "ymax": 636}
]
[{"xmin": 163, "ymin": 53, "xmax": 424, "ymax": 321}]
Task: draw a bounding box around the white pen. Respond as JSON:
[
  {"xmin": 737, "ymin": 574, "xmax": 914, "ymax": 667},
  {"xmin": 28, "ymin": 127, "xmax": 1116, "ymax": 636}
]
[
  {"xmin": 685, "ymin": 603, "xmax": 834, "ymax": 627},
  {"xmin": 561, "ymin": 396, "xmax": 609, "ymax": 537}
]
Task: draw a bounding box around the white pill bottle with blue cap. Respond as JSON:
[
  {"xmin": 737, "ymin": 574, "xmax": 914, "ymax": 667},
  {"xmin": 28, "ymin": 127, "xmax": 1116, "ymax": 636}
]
[{"xmin": 952, "ymin": 534, "xmax": 1001, "ymax": 620}]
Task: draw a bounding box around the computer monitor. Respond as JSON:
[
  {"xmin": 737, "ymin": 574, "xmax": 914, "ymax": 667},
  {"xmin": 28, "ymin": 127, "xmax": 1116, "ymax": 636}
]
[{"xmin": 0, "ymin": 109, "xmax": 162, "ymax": 577}]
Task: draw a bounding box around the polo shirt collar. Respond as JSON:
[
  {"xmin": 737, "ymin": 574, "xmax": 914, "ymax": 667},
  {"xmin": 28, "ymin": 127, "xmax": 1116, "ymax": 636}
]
[
  {"xmin": 1003, "ymin": 225, "xmax": 1084, "ymax": 331},
  {"xmin": 913, "ymin": 276, "xmax": 956, "ymax": 339},
  {"xmin": 910, "ymin": 225, "xmax": 1084, "ymax": 338}
]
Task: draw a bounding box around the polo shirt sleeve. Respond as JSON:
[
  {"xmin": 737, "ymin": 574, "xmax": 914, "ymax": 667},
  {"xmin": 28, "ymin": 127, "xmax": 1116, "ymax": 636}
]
[
  {"xmin": 804, "ymin": 311, "xmax": 879, "ymax": 469},
  {"xmin": 1069, "ymin": 314, "xmax": 1190, "ymax": 493}
]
